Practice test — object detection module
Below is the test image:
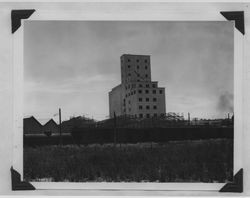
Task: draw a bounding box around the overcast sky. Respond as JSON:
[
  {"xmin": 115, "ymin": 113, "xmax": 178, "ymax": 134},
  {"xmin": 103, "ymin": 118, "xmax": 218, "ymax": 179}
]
[{"xmin": 24, "ymin": 21, "xmax": 233, "ymax": 121}]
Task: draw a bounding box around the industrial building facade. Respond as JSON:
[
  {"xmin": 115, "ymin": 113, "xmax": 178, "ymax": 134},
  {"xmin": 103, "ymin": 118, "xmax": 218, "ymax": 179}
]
[{"xmin": 109, "ymin": 54, "xmax": 166, "ymax": 118}]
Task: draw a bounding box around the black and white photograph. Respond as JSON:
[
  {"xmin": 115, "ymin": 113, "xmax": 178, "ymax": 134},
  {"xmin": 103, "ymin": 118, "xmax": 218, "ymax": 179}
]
[{"xmin": 22, "ymin": 20, "xmax": 234, "ymax": 183}]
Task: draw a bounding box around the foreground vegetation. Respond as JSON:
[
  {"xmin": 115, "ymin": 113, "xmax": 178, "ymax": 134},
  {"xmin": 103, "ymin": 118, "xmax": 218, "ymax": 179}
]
[{"xmin": 24, "ymin": 139, "xmax": 233, "ymax": 183}]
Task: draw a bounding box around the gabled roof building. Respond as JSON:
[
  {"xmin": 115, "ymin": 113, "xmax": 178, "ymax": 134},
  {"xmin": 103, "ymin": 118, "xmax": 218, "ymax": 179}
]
[
  {"xmin": 43, "ymin": 119, "xmax": 59, "ymax": 135},
  {"xmin": 24, "ymin": 116, "xmax": 59, "ymax": 135},
  {"xmin": 23, "ymin": 116, "xmax": 43, "ymax": 134}
]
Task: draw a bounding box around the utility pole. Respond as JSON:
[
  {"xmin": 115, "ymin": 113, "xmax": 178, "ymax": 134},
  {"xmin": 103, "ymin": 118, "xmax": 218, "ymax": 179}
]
[
  {"xmin": 59, "ymin": 108, "xmax": 62, "ymax": 146},
  {"xmin": 188, "ymin": 112, "xmax": 190, "ymax": 125}
]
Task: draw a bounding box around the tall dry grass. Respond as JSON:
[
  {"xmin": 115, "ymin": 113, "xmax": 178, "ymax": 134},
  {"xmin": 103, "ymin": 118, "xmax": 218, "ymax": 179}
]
[{"xmin": 24, "ymin": 139, "xmax": 233, "ymax": 182}]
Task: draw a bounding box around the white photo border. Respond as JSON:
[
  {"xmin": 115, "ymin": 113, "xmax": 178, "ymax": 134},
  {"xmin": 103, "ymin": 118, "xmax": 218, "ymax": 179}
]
[{"xmin": 12, "ymin": 4, "xmax": 244, "ymax": 192}]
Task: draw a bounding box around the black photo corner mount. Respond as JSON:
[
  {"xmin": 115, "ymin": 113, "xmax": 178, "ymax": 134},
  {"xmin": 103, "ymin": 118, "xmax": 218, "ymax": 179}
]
[
  {"xmin": 11, "ymin": 9, "xmax": 35, "ymax": 34},
  {"xmin": 220, "ymin": 11, "xmax": 245, "ymax": 35},
  {"xmin": 219, "ymin": 168, "xmax": 243, "ymax": 193},
  {"xmin": 11, "ymin": 167, "xmax": 35, "ymax": 191}
]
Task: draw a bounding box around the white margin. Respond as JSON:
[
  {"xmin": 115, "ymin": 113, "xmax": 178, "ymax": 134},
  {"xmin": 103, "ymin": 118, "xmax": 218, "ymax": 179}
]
[{"xmin": 12, "ymin": 4, "xmax": 244, "ymax": 192}]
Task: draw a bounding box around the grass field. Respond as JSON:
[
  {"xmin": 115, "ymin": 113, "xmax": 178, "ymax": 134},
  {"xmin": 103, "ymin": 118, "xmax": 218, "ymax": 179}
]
[{"xmin": 24, "ymin": 139, "xmax": 233, "ymax": 183}]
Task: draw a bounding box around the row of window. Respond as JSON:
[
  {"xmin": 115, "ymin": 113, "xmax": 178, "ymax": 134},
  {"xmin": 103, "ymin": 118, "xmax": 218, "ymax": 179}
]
[
  {"xmin": 126, "ymin": 90, "xmax": 136, "ymax": 97},
  {"xmin": 125, "ymin": 79, "xmax": 147, "ymax": 83},
  {"xmin": 139, "ymin": 97, "xmax": 157, "ymax": 102},
  {"xmin": 125, "ymin": 98, "xmax": 157, "ymax": 106},
  {"xmin": 136, "ymin": 113, "xmax": 163, "ymax": 118},
  {"xmin": 125, "ymin": 89, "xmax": 163, "ymax": 97},
  {"xmin": 126, "ymin": 105, "xmax": 157, "ymax": 112},
  {"xmin": 138, "ymin": 89, "xmax": 163, "ymax": 94},
  {"xmin": 122, "ymin": 59, "xmax": 148, "ymax": 63},
  {"xmin": 127, "ymin": 73, "xmax": 148, "ymax": 78},
  {"xmin": 121, "ymin": 113, "xmax": 164, "ymax": 118},
  {"xmin": 125, "ymin": 83, "xmax": 156, "ymax": 90},
  {"xmin": 139, "ymin": 105, "xmax": 157, "ymax": 110},
  {"xmin": 127, "ymin": 65, "xmax": 148, "ymax": 70}
]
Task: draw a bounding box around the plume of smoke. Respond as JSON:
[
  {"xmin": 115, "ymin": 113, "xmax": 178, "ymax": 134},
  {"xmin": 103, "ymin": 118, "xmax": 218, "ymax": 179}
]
[{"xmin": 217, "ymin": 92, "xmax": 233, "ymax": 113}]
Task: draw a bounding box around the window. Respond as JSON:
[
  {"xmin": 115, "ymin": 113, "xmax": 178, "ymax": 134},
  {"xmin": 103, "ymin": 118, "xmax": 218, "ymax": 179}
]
[
  {"xmin": 138, "ymin": 90, "xmax": 142, "ymax": 94},
  {"xmin": 152, "ymin": 84, "xmax": 156, "ymax": 88},
  {"xmin": 146, "ymin": 98, "xmax": 149, "ymax": 102},
  {"xmin": 128, "ymin": 65, "xmax": 131, "ymax": 68},
  {"xmin": 131, "ymin": 92, "xmax": 133, "ymax": 95},
  {"xmin": 153, "ymin": 98, "xmax": 157, "ymax": 102},
  {"xmin": 128, "ymin": 73, "xmax": 131, "ymax": 76},
  {"xmin": 139, "ymin": 114, "xmax": 143, "ymax": 118},
  {"xmin": 153, "ymin": 105, "xmax": 157, "ymax": 109},
  {"xmin": 137, "ymin": 74, "xmax": 140, "ymax": 77},
  {"xmin": 145, "ymin": 66, "xmax": 148, "ymax": 70},
  {"xmin": 146, "ymin": 105, "xmax": 150, "ymax": 110},
  {"xmin": 146, "ymin": 84, "xmax": 149, "ymax": 88},
  {"xmin": 129, "ymin": 108, "xmax": 131, "ymax": 112},
  {"xmin": 146, "ymin": 114, "xmax": 150, "ymax": 118},
  {"xmin": 139, "ymin": 105, "xmax": 143, "ymax": 110},
  {"xmin": 137, "ymin": 80, "xmax": 140, "ymax": 82},
  {"xmin": 137, "ymin": 65, "xmax": 139, "ymax": 69},
  {"xmin": 145, "ymin": 59, "xmax": 148, "ymax": 63},
  {"xmin": 160, "ymin": 90, "xmax": 163, "ymax": 94},
  {"xmin": 125, "ymin": 94, "xmax": 127, "ymax": 97},
  {"xmin": 139, "ymin": 84, "xmax": 143, "ymax": 88},
  {"xmin": 128, "ymin": 59, "xmax": 131, "ymax": 62},
  {"xmin": 134, "ymin": 90, "xmax": 136, "ymax": 94},
  {"xmin": 139, "ymin": 98, "xmax": 142, "ymax": 102},
  {"xmin": 153, "ymin": 90, "xmax": 156, "ymax": 94},
  {"xmin": 136, "ymin": 59, "xmax": 139, "ymax": 62},
  {"xmin": 145, "ymin": 74, "xmax": 148, "ymax": 78},
  {"xmin": 145, "ymin": 90, "xmax": 149, "ymax": 94},
  {"xmin": 135, "ymin": 114, "xmax": 137, "ymax": 118}
]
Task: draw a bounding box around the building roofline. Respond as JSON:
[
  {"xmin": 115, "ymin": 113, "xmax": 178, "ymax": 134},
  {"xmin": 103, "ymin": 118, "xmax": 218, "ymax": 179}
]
[
  {"xmin": 43, "ymin": 119, "xmax": 58, "ymax": 126},
  {"xmin": 24, "ymin": 116, "xmax": 43, "ymax": 127},
  {"xmin": 120, "ymin": 54, "xmax": 151, "ymax": 57},
  {"xmin": 130, "ymin": 81, "xmax": 158, "ymax": 84},
  {"xmin": 110, "ymin": 84, "xmax": 122, "ymax": 91}
]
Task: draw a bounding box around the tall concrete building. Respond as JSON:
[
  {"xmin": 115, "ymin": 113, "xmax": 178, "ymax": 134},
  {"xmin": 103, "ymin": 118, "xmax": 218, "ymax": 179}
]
[{"xmin": 109, "ymin": 54, "xmax": 166, "ymax": 119}]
